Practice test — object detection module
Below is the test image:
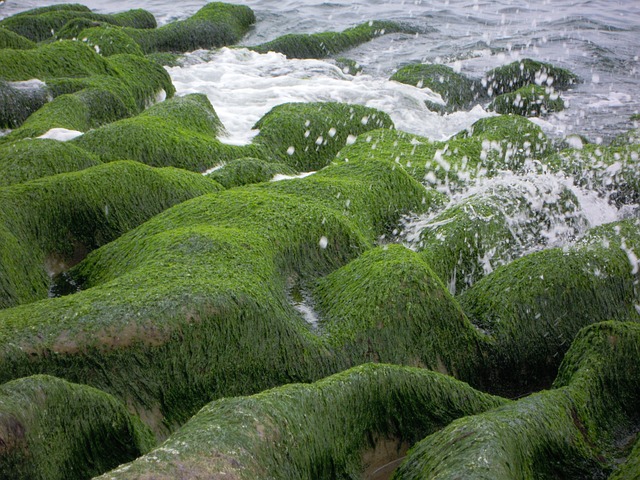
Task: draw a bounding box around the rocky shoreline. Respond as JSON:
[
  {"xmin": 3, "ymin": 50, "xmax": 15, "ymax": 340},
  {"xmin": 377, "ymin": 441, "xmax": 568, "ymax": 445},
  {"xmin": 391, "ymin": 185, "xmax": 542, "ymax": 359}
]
[{"xmin": 0, "ymin": 3, "xmax": 639, "ymax": 479}]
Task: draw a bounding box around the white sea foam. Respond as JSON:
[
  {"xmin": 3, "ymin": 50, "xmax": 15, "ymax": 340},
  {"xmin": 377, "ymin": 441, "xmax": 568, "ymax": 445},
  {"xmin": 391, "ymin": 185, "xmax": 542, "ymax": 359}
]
[
  {"xmin": 37, "ymin": 128, "xmax": 83, "ymax": 141},
  {"xmin": 168, "ymin": 48, "xmax": 493, "ymax": 145}
]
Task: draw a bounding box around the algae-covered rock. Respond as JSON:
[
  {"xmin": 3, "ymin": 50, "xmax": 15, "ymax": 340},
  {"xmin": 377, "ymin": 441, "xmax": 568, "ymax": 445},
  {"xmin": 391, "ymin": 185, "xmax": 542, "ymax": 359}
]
[
  {"xmin": 394, "ymin": 321, "xmax": 640, "ymax": 480},
  {"xmin": 74, "ymin": 93, "xmax": 263, "ymax": 171},
  {"xmin": 253, "ymin": 102, "xmax": 394, "ymax": 171},
  {"xmin": 0, "ymin": 156, "xmax": 432, "ymax": 434},
  {"xmin": 122, "ymin": 2, "xmax": 255, "ymax": 54},
  {"xmin": 0, "ymin": 138, "xmax": 102, "ymax": 187},
  {"xmin": 0, "ymin": 5, "xmax": 156, "ymax": 42},
  {"xmin": 488, "ymin": 84, "xmax": 565, "ymax": 116},
  {"xmin": 0, "ymin": 78, "xmax": 51, "ymax": 129},
  {"xmin": 0, "ymin": 160, "xmax": 221, "ymax": 309},
  {"xmin": 315, "ymin": 245, "xmax": 487, "ymax": 380},
  {"xmin": 546, "ymin": 142, "xmax": 640, "ymax": 206},
  {"xmin": 335, "ymin": 57, "xmax": 362, "ymax": 75},
  {"xmin": 0, "ymin": 40, "xmax": 114, "ymax": 82},
  {"xmin": 76, "ymin": 25, "xmax": 145, "ymax": 57},
  {"xmin": 2, "ymin": 52, "xmax": 174, "ymax": 142},
  {"xmin": 391, "ymin": 63, "xmax": 484, "ymax": 110},
  {"xmin": 251, "ymin": 20, "xmax": 416, "ymax": 59},
  {"xmin": 610, "ymin": 437, "xmax": 640, "ymax": 480},
  {"xmin": 415, "ymin": 179, "xmax": 586, "ymax": 294},
  {"xmin": 338, "ymin": 115, "xmax": 550, "ymax": 192},
  {"xmin": 206, "ymin": 157, "xmax": 296, "ymax": 188},
  {"xmin": 459, "ymin": 218, "xmax": 640, "ymax": 394},
  {"xmin": 97, "ymin": 364, "xmax": 506, "ymax": 479},
  {"xmin": 0, "ymin": 27, "xmax": 36, "ymax": 49},
  {"xmin": 0, "ymin": 374, "xmax": 155, "ymax": 480},
  {"xmin": 483, "ymin": 58, "xmax": 579, "ymax": 96}
]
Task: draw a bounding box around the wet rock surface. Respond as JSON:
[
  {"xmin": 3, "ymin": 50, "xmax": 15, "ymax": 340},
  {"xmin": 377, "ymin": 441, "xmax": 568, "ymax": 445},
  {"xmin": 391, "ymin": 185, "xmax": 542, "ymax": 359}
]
[{"xmin": 0, "ymin": 3, "xmax": 638, "ymax": 479}]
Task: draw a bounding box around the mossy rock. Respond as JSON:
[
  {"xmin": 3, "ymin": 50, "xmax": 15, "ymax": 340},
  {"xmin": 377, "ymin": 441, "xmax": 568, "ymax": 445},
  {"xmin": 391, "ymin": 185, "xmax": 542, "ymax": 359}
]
[
  {"xmin": 2, "ymin": 53, "xmax": 174, "ymax": 142},
  {"xmin": 73, "ymin": 93, "xmax": 263, "ymax": 171},
  {"xmin": 483, "ymin": 58, "xmax": 579, "ymax": 96},
  {"xmin": 417, "ymin": 182, "xmax": 586, "ymax": 294},
  {"xmin": 315, "ymin": 245, "xmax": 487, "ymax": 380},
  {"xmin": 0, "ymin": 156, "xmax": 432, "ymax": 434},
  {"xmin": 0, "ymin": 79, "xmax": 51, "ymax": 129},
  {"xmin": 0, "ymin": 160, "xmax": 221, "ymax": 309},
  {"xmin": 0, "ymin": 6, "xmax": 156, "ymax": 42},
  {"xmin": 545, "ymin": 142, "xmax": 640, "ymax": 205},
  {"xmin": 97, "ymin": 364, "xmax": 506, "ymax": 479},
  {"xmin": 334, "ymin": 57, "xmax": 362, "ymax": 75},
  {"xmin": 488, "ymin": 84, "xmax": 565, "ymax": 116},
  {"xmin": 253, "ymin": 102, "xmax": 395, "ymax": 171},
  {"xmin": 0, "ymin": 27, "xmax": 36, "ymax": 49},
  {"xmin": 391, "ymin": 63, "xmax": 484, "ymax": 110},
  {"xmin": 459, "ymin": 218, "xmax": 640, "ymax": 395},
  {"xmin": 250, "ymin": 20, "xmax": 417, "ymax": 59},
  {"xmin": 144, "ymin": 51, "xmax": 183, "ymax": 67},
  {"xmin": 206, "ymin": 157, "xmax": 297, "ymax": 188},
  {"xmin": 0, "ymin": 40, "xmax": 114, "ymax": 82},
  {"xmin": 76, "ymin": 26, "xmax": 145, "ymax": 57},
  {"xmin": 394, "ymin": 321, "xmax": 640, "ymax": 479},
  {"xmin": 0, "ymin": 374, "xmax": 155, "ymax": 480},
  {"xmin": 121, "ymin": 2, "xmax": 256, "ymax": 54},
  {"xmin": 0, "ymin": 138, "xmax": 102, "ymax": 187},
  {"xmin": 338, "ymin": 115, "xmax": 550, "ymax": 192},
  {"xmin": 610, "ymin": 436, "xmax": 640, "ymax": 479}
]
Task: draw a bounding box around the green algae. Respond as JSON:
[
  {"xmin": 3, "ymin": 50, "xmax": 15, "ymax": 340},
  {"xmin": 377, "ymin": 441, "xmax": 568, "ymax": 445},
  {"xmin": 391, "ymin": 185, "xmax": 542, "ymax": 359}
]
[
  {"xmin": 73, "ymin": 93, "xmax": 263, "ymax": 171},
  {"xmin": 459, "ymin": 218, "xmax": 640, "ymax": 395},
  {"xmin": 391, "ymin": 63, "xmax": 484, "ymax": 110},
  {"xmin": 121, "ymin": 2, "xmax": 255, "ymax": 54},
  {"xmin": 393, "ymin": 321, "xmax": 640, "ymax": 479},
  {"xmin": 0, "ymin": 156, "xmax": 432, "ymax": 434},
  {"xmin": 0, "ymin": 374, "xmax": 154, "ymax": 480},
  {"xmin": 2, "ymin": 52, "xmax": 175, "ymax": 142},
  {"xmin": 0, "ymin": 160, "xmax": 221, "ymax": 309},
  {"xmin": 610, "ymin": 437, "xmax": 640, "ymax": 479},
  {"xmin": 251, "ymin": 20, "xmax": 417, "ymax": 59},
  {"xmin": 0, "ymin": 27, "xmax": 36, "ymax": 49},
  {"xmin": 545, "ymin": 142, "xmax": 640, "ymax": 206},
  {"xmin": 0, "ymin": 138, "xmax": 102, "ymax": 187},
  {"xmin": 314, "ymin": 245, "xmax": 487, "ymax": 381},
  {"xmin": 0, "ymin": 6, "xmax": 156, "ymax": 42},
  {"xmin": 489, "ymin": 84, "xmax": 565, "ymax": 116},
  {"xmin": 253, "ymin": 102, "xmax": 395, "ymax": 171},
  {"xmin": 206, "ymin": 157, "xmax": 296, "ymax": 188},
  {"xmin": 0, "ymin": 40, "xmax": 114, "ymax": 82},
  {"xmin": 335, "ymin": 57, "xmax": 362, "ymax": 75},
  {"xmin": 97, "ymin": 364, "xmax": 507, "ymax": 479},
  {"xmin": 337, "ymin": 115, "xmax": 550, "ymax": 191},
  {"xmin": 416, "ymin": 182, "xmax": 586, "ymax": 295},
  {"xmin": 75, "ymin": 25, "xmax": 145, "ymax": 57},
  {"xmin": 483, "ymin": 58, "xmax": 579, "ymax": 96}
]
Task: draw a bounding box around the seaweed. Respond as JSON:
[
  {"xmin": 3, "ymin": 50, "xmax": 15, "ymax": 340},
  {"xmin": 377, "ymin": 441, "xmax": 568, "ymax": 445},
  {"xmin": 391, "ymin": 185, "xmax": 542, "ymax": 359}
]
[
  {"xmin": 96, "ymin": 364, "xmax": 507, "ymax": 479},
  {"xmin": 391, "ymin": 63, "xmax": 485, "ymax": 110},
  {"xmin": 394, "ymin": 321, "xmax": 640, "ymax": 479},
  {"xmin": 483, "ymin": 58, "xmax": 579, "ymax": 96},
  {"xmin": 488, "ymin": 84, "xmax": 565, "ymax": 116},
  {"xmin": 0, "ymin": 374, "xmax": 155, "ymax": 480},
  {"xmin": 250, "ymin": 20, "xmax": 417, "ymax": 59}
]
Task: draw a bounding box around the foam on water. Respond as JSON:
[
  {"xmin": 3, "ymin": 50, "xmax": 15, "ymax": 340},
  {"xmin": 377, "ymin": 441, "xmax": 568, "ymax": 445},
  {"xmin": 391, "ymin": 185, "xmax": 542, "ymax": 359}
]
[
  {"xmin": 168, "ymin": 47, "xmax": 493, "ymax": 145},
  {"xmin": 37, "ymin": 128, "xmax": 84, "ymax": 141},
  {"xmin": 400, "ymin": 170, "xmax": 624, "ymax": 267}
]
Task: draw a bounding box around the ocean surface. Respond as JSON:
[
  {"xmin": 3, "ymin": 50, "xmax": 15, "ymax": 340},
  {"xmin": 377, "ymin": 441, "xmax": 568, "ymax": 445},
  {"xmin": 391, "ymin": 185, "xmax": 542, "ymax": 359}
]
[{"xmin": 2, "ymin": 0, "xmax": 639, "ymax": 276}]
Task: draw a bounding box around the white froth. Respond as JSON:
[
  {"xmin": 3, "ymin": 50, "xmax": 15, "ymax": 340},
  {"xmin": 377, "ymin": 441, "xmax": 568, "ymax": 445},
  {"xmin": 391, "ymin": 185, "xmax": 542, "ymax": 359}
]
[
  {"xmin": 37, "ymin": 128, "xmax": 84, "ymax": 141},
  {"xmin": 168, "ymin": 48, "xmax": 493, "ymax": 145},
  {"xmin": 271, "ymin": 171, "xmax": 316, "ymax": 182}
]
